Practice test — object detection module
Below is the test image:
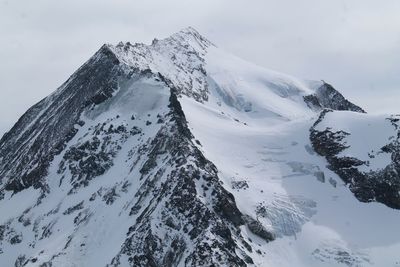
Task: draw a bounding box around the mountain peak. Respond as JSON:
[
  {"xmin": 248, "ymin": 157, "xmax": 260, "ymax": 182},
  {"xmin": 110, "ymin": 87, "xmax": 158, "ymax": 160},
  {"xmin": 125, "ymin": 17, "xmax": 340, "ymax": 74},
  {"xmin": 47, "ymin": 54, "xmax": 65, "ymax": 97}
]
[
  {"xmin": 179, "ymin": 26, "xmax": 200, "ymax": 35},
  {"xmin": 97, "ymin": 27, "xmax": 213, "ymax": 102},
  {"xmin": 1, "ymin": 25, "xmax": 399, "ymax": 267},
  {"xmin": 151, "ymin": 26, "xmax": 214, "ymax": 55},
  {"xmin": 169, "ymin": 26, "xmax": 213, "ymax": 46}
]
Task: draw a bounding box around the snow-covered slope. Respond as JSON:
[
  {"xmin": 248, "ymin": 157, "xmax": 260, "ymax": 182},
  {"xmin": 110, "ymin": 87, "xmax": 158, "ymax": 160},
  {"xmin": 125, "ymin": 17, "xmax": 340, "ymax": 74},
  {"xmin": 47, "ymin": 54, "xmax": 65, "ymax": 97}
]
[
  {"xmin": 181, "ymin": 91, "xmax": 400, "ymax": 267},
  {"xmin": 0, "ymin": 27, "xmax": 398, "ymax": 267}
]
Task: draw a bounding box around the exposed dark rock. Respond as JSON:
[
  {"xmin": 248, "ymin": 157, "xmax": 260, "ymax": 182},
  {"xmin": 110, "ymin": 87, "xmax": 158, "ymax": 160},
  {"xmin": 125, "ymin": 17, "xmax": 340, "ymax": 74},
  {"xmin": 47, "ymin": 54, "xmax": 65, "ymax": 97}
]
[
  {"xmin": 232, "ymin": 180, "xmax": 249, "ymax": 190},
  {"xmin": 304, "ymin": 82, "xmax": 365, "ymax": 113},
  {"xmin": 311, "ymin": 112, "xmax": 400, "ymax": 209},
  {"xmin": 73, "ymin": 210, "xmax": 91, "ymax": 226},
  {"xmin": 243, "ymin": 215, "xmax": 274, "ymax": 242},
  {"xmin": 314, "ymin": 171, "xmax": 325, "ymax": 182},
  {"xmin": 0, "ymin": 45, "xmax": 122, "ymax": 194},
  {"xmin": 103, "ymin": 187, "xmax": 120, "ymax": 205},
  {"xmin": 63, "ymin": 201, "xmax": 84, "ymax": 215},
  {"xmin": 58, "ymin": 123, "xmax": 134, "ymax": 191},
  {"xmin": 14, "ymin": 255, "xmax": 26, "ymax": 267}
]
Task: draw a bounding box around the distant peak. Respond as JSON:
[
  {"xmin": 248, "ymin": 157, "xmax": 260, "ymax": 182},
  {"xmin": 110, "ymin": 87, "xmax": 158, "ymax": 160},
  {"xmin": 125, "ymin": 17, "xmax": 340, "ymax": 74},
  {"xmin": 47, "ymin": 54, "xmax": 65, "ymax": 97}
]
[
  {"xmin": 103, "ymin": 27, "xmax": 214, "ymax": 60},
  {"xmin": 179, "ymin": 26, "xmax": 202, "ymax": 36},
  {"xmin": 166, "ymin": 26, "xmax": 214, "ymax": 48}
]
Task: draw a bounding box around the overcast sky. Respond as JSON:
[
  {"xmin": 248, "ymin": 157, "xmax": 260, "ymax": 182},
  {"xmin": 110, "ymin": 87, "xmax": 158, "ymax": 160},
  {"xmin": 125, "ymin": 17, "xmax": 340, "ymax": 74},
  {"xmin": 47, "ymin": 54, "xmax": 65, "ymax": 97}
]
[{"xmin": 1, "ymin": 0, "xmax": 399, "ymax": 136}]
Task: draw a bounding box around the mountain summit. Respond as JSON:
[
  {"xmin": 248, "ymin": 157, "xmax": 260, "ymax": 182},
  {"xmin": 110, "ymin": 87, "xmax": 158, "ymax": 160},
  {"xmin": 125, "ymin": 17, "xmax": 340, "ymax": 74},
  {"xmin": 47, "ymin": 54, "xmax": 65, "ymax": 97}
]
[{"xmin": 0, "ymin": 28, "xmax": 399, "ymax": 267}]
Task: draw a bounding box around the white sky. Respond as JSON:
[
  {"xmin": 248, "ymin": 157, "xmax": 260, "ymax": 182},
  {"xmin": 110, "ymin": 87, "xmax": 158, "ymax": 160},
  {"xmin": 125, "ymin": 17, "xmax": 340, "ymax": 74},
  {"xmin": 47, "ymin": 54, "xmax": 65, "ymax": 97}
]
[{"xmin": 1, "ymin": 0, "xmax": 400, "ymax": 136}]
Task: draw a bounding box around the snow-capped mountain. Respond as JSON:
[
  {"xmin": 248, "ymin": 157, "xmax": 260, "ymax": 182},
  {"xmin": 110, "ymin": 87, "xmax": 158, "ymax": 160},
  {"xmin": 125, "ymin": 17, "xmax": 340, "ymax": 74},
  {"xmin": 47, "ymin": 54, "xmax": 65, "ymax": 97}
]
[{"xmin": 0, "ymin": 27, "xmax": 399, "ymax": 267}]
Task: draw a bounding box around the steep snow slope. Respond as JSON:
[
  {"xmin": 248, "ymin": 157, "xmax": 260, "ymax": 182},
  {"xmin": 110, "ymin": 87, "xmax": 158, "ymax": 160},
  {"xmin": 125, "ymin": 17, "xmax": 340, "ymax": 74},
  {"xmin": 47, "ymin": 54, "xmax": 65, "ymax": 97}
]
[
  {"xmin": 178, "ymin": 45, "xmax": 400, "ymax": 266},
  {"xmin": 181, "ymin": 96, "xmax": 400, "ymax": 267},
  {"xmin": 204, "ymin": 46, "xmax": 316, "ymax": 121},
  {"xmin": 0, "ymin": 27, "xmax": 398, "ymax": 267}
]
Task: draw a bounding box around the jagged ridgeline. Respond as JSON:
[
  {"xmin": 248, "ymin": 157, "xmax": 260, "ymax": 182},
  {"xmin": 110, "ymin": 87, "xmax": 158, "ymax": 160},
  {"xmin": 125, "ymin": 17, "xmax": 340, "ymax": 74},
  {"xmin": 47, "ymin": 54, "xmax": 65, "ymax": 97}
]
[{"xmin": 0, "ymin": 27, "xmax": 398, "ymax": 267}]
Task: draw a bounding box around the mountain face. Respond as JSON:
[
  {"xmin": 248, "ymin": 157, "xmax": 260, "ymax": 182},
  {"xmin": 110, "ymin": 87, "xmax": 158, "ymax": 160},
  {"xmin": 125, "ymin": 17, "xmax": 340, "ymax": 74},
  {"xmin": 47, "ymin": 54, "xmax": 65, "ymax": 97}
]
[{"xmin": 0, "ymin": 27, "xmax": 399, "ymax": 267}]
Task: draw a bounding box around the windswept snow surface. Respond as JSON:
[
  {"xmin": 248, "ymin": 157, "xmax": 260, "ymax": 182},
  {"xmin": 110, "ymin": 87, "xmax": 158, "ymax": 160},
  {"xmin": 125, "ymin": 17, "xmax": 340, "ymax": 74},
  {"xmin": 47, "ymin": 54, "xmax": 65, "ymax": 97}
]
[
  {"xmin": 180, "ymin": 47, "xmax": 400, "ymax": 266},
  {"xmin": 205, "ymin": 46, "xmax": 317, "ymax": 121}
]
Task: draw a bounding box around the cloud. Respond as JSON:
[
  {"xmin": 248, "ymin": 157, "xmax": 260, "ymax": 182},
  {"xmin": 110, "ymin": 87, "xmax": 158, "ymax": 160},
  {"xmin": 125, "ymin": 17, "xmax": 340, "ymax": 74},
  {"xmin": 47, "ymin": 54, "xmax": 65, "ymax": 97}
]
[{"xmin": 0, "ymin": 0, "xmax": 399, "ymax": 135}]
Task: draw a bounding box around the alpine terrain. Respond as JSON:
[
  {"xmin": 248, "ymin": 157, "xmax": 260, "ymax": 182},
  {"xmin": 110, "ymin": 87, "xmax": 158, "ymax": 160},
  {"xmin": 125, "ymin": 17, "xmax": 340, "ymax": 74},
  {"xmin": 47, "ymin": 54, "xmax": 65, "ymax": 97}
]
[{"xmin": 0, "ymin": 27, "xmax": 399, "ymax": 267}]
